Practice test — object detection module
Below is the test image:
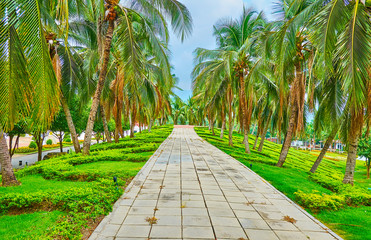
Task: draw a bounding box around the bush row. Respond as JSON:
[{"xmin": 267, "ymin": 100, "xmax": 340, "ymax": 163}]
[{"xmin": 0, "ymin": 179, "xmax": 122, "ymax": 239}]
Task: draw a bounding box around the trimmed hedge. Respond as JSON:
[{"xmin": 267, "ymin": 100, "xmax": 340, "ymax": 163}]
[{"xmin": 1, "ymin": 125, "xmax": 174, "ymax": 239}]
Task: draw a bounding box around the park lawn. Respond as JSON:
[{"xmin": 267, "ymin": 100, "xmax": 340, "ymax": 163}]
[
  {"xmin": 0, "ymin": 211, "xmax": 65, "ymax": 240},
  {"xmin": 0, "ymin": 125, "xmax": 173, "ymax": 240},
  {"xmin": 0, "ymin": 175, "xmax": 93, "ymax": 195},
  {"xmin": 195, "ymin": 127, "xmax": 371, "ymax": 240}
]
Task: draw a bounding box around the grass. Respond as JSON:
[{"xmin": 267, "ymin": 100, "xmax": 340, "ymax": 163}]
[
  {"xmin": 0, "ymin": 125, "xmax": 173, "ymax": 240},
  {"xmin": 0, "ymin": 175, "xmax": 93, "ymax": 194},
  {"xmin": 74, "ymin": 161, "xmax": 145, "ymax": 179},
  {"xmin": 0, "ymin": 211, "xmax": 65, "ymax": 240},
  {"xmin": 195, "ymin": 127, "xmax": 371, "ymax": 240}
]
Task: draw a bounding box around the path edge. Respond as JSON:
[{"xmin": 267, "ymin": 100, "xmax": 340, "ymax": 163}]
[
  {"xmin": 88, "ymin": 135, "xmax": 171, "ymax": 240},
  {"xmin": 196, "ymin": 129, "xmax": 344, "ymax": 240}
]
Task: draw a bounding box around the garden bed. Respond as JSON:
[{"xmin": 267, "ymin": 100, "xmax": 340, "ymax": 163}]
[{"xmin": 0, "ymin": 125, "xmax": 173, "ymax": 239}]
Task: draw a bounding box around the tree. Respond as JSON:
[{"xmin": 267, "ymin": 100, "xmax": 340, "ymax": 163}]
[
  {"xmin": 50, "ymin": 109, "xmax": 70, "ymax": 152},
  {"xmin": 192, "ymin": 8, "xmax": 266, "ymax": 150},
  {"xmin": 82, "ymin": 0, "xmax": 193, "ymax": 154},
  {"xmin": 0, "ymin": 0, "xmax": 61, "ymax": 186},
  {"xmin": 7, "ymin": 122, "xmax": 26, "ymax": 158},
  {"xmin": 274, "ymin": 0, "xmax": 321, "ymax": 167},
  {"xmin": 310, "ymin": 0, "xmax": 371, "ymax": 184}
]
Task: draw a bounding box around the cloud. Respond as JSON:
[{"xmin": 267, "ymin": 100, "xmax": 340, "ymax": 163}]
[{"xmin": 169, "ymin": 0, "xmax": 273, "ymax": 100}]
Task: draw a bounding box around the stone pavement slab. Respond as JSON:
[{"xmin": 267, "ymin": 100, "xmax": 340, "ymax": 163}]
[{"xmin": 89, "ymin": 126, "xmax": 342, "ymax": 240}]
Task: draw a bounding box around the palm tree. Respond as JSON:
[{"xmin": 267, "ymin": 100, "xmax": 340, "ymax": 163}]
[
  {"xmin": 82, "ymin": 0, "xmax": 193, "ymax": 154},
  {"xmin": 172, "ymin": 97, "xmax": 186, "ymax": 125},
  {"xmin": 309, "ymin": 73, "xmax": 345, "ymax": 173},
  {"xmin": 310, "ymin": 0, "xmax": 371, "ymax": 184},
  {"xmin": 192, "ymin": 8, "xmax": 266, "ymax": 149},
  {"xmin": 0, "ymin": 0, "xmax": 62, "ymax": 186},
  {"xmin": 273, "ymin": 0, "xmax": 322, "ymax": 167}
]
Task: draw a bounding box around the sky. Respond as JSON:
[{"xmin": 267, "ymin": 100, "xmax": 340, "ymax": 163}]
[{"xmin": 169, "ymin": 0, "xmax": 274, "ymax": 100}]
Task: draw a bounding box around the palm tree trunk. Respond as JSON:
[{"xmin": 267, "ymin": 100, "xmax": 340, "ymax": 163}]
[
  {"xmin": 8, "ymin": 135, "xmax": 13, "ymax": 156},
  {"xmin": 277, "ymin": 104, "xmax": 298, "ymax": 167},
  {"xmin": 258, "ymin": 113, "xmax": 272, "ymax": 152},
  {"xmin": 277, "ymin": 62, "xmax": 304, "ymax": 167},
  {"xmin": 130, "ymin": 121, "xmax": 135, "ymax": 138},
  {"xmin": 211, "ymin": 119, "xmax": 215, "ymax": 135},
  {"xmin": 228, "ymin": 120, "xmax": 234, "ymax": 147},
  {"xmin": 59, "ymin": 132, "xmax": 63, "ymax": 153},
  {"xmin": 114, "ymin": 129, "xmax": 119, "ymax": 143},
  {"xmin": 61, "ymin": 96, "xmax": 81, "ymax": 153},
  {"xmin": 227, "ymin": 85, "xmax": 234, "ymax": 146},
  {"xmin": 220, "ymin": 105, "xmax": 225, "ymax": 139},
  {"xmin": 310, "ymin": 125, "xmax": 338, "ymax": 173},
  {"xmin": 9, "ymin": 134, "xmax": 20, "ymax": 158},
  {"xmin": 100, "ymin": 104, "xmax": 111, "ymax": 143},
  {"xmin": 149, "ymin": 119, "xmax": 154, "ymax": 132},
  {"xmin": 253, "ymin": 127, "xmax": 260, "ymax": 149},
  {"xmin": 35, "ymin": 133, "xmax": 46, "ymax": 162},
  {"xmin": 342, "ymin": 133, "xmax": 359, "ymax": 185},
  {"xmin": 239, "ymin": 75, "xmax": 250, "ymax": 153},
  {"xmin": 258, "ymin": 123, "xmax": 269, "ymax": 152},
  {"xmin": 220, "ymin": 118, "xmax": 226, "ymax": 139},
  {"xmin": 83, "ymin": 20, "xmax": 115, "ymax": 155},
  {"xmin": 130, "ymin": 105, "xmax": 137, "ymax": 138},
  {"xmin": 343, "ymin": 112, "xmax": 362, "ymax": 184},
  {"xmin": 0, "ymin": 130, "xmax": 19, "ymax": 186}
]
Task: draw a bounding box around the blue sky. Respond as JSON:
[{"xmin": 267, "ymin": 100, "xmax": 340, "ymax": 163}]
[{"xmin": 169, "ymin": 0, "xmax": 274, "ymax": 100}]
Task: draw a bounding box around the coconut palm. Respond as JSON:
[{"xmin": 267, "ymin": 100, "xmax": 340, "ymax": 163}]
[
  {"xmin": 82, "ymin": 0, "xmax": 193, "ymax": 154},
  {"xmin": 192, "ymin": 8, "xmax": 266, "ymax": 149},
  {"xmin": 310, "ymin": 0, "xmax": 371, "ymax": 184},
  {"xmin": 272, "ymin": 0, "xmax": 322, "ymax": 167},
  {"xmin": 0, "ymin": 0, "xmax": 63, "ymax": 186}
]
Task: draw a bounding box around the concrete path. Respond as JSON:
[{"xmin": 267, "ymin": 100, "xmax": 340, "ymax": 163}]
[{"xmin": 90, "ymin": 126, "xmax": 342, "ymax": 240}]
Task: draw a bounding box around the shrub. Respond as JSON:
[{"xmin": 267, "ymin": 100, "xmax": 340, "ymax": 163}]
[
  {"xmin": 0, "ymin": 180, "xmax": 123, "ymax": 239},
  {"xmin": 46, "ymin": 139, "xmax": 53, "ymax": 145},
  {"xmin": 5, "ymin": 125, "xmax": 174, "ymax": 239},
  {"xmin": 294, "ymin": 191, "xmax": 345, "ymax": 212},
  {"xmin": 14, "ymin": 147, "xmax": 36, "ymax": 154},
  {"xmin": 29, "ymin": 141, "xmax": 37, "ymax": 149},
  {"xmin": 65, "ymin": 138, "xmax": 71, "ymax": 143}
]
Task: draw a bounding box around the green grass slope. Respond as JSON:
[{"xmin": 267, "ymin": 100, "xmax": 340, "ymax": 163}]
[
  {"xmin": 195, "ymin": 127, "xmax": 371, "ymax": 240},
  {"xmin": 0, "ymin": 125, "xmax": 173, "ymax": 239}
]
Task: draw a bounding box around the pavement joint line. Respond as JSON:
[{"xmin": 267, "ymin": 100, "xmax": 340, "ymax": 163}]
[
  {"xmin": 196, "ymin": 139, "xmax": 282, "ymax": 239},
  {"xmin": 115, "ymin": 134, "xmax": 173, "ymax": 239},
  {"xmin": 148, "ymin": 132, "xmax": 176, "ymax": 238},
  {"xmin": 191, "ymin": 133, "xmax": 249, "ymax": 239},
  {"xmin": 184, "ymin": 128, "xmax": 217, "ymax": 239}
]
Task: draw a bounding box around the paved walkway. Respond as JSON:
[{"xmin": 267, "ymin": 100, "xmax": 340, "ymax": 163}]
[{"xmin": 90, "ymin": 126, "xmax": 342, "ymax": 240}]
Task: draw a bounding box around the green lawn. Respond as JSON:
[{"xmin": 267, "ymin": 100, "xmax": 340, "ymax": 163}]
[
  {"xmin": 195, "ymin": 127, "xmax": 371, "ymax": 240},
  {"xmin": 0, "ymin": 125, "xmax": 173, "ymax": 240},
  {"xmin": 0, "ymin": 211, "xmax": 65, "ymax": 240},
  {"xmin": 0, "ymin": 175, "xmax": 93, "ymax": 194}
]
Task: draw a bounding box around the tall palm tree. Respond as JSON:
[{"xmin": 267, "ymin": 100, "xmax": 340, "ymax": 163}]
[
  {"xmin": 273, "ymin": 0, "xmax": 322, "ymax": 167},
  {"xmin": 0, "ymin": 0, "xmax": 62, "ymax": 186},
  {"xmin": 82, "ymin": 0, "xmax": 193, "ymax": 154},
  {"xmin": 310, "ymin": 0, "xmax": 371, "ymax": 184},
  {"xmin": 192, "ymin": 8, "xmax": 266, "ymax": 149}
]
